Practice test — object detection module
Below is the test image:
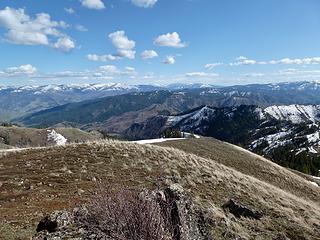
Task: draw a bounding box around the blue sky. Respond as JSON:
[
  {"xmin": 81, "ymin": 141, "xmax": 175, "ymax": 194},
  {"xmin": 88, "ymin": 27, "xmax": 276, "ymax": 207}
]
[{"xmin": 1, "ymin": 0, "xmax": 320, "ymax": 86}]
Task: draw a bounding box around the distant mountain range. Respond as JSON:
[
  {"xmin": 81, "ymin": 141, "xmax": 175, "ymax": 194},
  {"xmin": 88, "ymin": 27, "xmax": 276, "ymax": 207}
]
[
  {"xmin": 0, "ymin": 82, "xmax": 224, "ymax": 122},
  {"xmin": 16, "ymin": 81, "xmax": 320, "ymax": 127},
  {"xmin": 1, "ymin": 80, "xmax": 320, "ymax": 123},
  {"xmin": 0, "ymin": 83, "xmax": 167, "ymax": 121}
]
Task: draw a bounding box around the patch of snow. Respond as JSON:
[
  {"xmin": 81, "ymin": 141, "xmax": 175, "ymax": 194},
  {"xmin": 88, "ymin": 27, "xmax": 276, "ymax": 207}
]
[
  {"xmin": 295, "ymin": 148, "xmax": 307, "ymax": 156},
  {"xmin": 133, "ymin": 138, "xmax": 186, "ymax": 145},
  {"xmin": 264, "ymin": 105, "xmax": 320, "ymax": 124},
  {"xmin": 250, "ymin": 130, "xmax": 292, "ymax": 152},
  {"xmin": 306, "ymin": 132, "xmax": 320, "ymax": 144},
  {"xmin": 181, "ymin": 132, "xmax": 201, "ymax": 139},
  {"xmin": 309, "ymin": 181, "xmax": 319, "ymax": 187},
  {"xmin": 308, "ymin": 146, "xmax": 318, "ymax": 154},
  {"xmin": 47, "ymin": 129, "xmax": 67, "ymax": 146}
]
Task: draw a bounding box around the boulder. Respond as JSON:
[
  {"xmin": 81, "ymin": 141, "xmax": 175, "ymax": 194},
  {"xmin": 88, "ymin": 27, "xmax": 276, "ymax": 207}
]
[{"xmin": 222, "ymin": 199, "xmax": 263, "ymax": 220}]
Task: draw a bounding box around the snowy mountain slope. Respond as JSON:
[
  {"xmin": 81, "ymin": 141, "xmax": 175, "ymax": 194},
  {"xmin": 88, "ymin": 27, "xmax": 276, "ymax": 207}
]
[
  {"xmin": 154, "ymin": 104, "xmax": 320, "ymax": 176},
  {"xmin": 263, "ymin": 105, "xmax": 320, "ymax": 123}
]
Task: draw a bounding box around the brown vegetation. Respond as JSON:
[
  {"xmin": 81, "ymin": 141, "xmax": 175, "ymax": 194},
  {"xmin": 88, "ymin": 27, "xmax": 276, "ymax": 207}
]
[
  {"xmin": 0, "ymin": 139, "xmax": 319, "ymax": 239},
  {"xmin": 80, "ymin": 187, "xmax": 172, "ymax": 240}
]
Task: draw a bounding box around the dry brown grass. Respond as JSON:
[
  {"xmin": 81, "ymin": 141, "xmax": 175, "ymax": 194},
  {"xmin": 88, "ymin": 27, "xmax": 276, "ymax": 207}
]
[
  {"xmin": 0, "ymin": 139, "xmax": 319, "ymax": 239},
  {"xmin": 0, "ymin": 126, "xmax": 102, "ymax": 149},
  {"xmin": 156, "ymin": 137, "xmax": 320, "ymax": 203}
]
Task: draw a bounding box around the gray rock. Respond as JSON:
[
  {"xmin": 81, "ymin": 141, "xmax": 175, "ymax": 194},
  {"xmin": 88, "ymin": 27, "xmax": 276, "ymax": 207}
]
[
  {"xmin": 33, "ymin": 185, "xmax": 213, "ymax": 240},
  {"xmin": 222, "ymin": 199, "xmax": 263, "ymax": 220}
]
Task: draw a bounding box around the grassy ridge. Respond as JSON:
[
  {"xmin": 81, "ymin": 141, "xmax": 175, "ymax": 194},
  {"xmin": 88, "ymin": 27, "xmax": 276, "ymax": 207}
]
[{"xmin": 0, "ymin": 139, "xmax": 319, "ymax": 239}]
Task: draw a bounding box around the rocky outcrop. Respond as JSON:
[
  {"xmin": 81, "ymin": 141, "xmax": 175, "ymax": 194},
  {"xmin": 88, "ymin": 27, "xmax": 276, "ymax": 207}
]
[
  {"xmin": 33, "ymin": 184, "xmax": 213, "ymax": 240},
  {"xmin": 157, "ymin": 184, "xmax": 212, "ymax": 240},
  {"xmin": 222, "ymin": 199, "xmax": 263, "ymax": 220}
]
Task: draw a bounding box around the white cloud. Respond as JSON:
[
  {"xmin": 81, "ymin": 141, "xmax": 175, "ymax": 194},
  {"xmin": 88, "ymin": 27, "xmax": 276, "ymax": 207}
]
[
  {"xmin": 131, "ymin": 0, "xmax": 158, "ymax": 8},
  {"xmin": 117, "ymin": 49, "xmax": 136, "ymax": 59},
  {"xmin": 229, "ymin": 56, "xmax": 320, "ymax": 66},
  {"xmin": 64, "ymin": 8, "xmax": 75, "ymax": 14},
  {"xmin": 108, "ymin": 30, "xmax": 136, "ymax": 59},
  {"xmin": 163, "ymin": 55, "xmax": 176, "ymax": 64},
  {"xmin": 99, "ymin": 65, "xmax": 119, "ymax": 74},
  {"xmin": 0, "ymin": 7, "xmax": 74, "ymax": 51},
  {"xmin": 87, "ymin": 31, "xmax": 136, "ymax": 62},
  {"xmin": 23, "ymin": 65, "xmax": 139, "ymax": 82},
  {"xmin": 269, "ymin": 57, "xmax": 320, "ymax": 65},
  {"xmin": 154, "ymin": 32, "xmax": 187, "ymax": 48},
  {"xmin": 244, "ymin": 73, "xmax": 264, "ymax": 77},
  {"xmin": 80, "ymin": 0, "xmax": 105, "ymax": 10},
  {"xmin": 109, "ymin": 31, "xmax": 135, "ymax": 50},
  {"xmin": 230, "ymin": 56, "xmax": 257, "ymax": 66},
  {"xmin": 141, "ymin": 50, "xmax": 158, "ymax": 60},
  {"xmin": 204, "ymin": 63, "xmax": 222, "ymax": 70},
  {"xmin": 185, "ymin": 72, "xmax": 219, "ymax": 77},
  {"xmin": 125, "ymin": 67, "xmax": 135, "ymax": 71},
  {"xmin": 278, "ymin": 68, "xmax": 298, "ymax": 76},
  {"xmin": 87, "ymin": 54, "xmax": 119, "ymax": 62},
  {"xmin": 75, "ymin": 24, "xmax": 88, "ymax": 32},
  {"xmin": 1, "ymin": 64, "xmax": 37, "ymax": 76},
  {"xmin": 54, "ymin": 37, "xmax": 75, "ymax": 52},
  {"xmin": 235, "ymin": 56, "xmax": 247, "ymax": 61}
]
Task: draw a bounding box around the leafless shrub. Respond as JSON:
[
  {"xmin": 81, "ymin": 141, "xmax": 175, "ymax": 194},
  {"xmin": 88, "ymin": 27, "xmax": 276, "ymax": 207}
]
[{"xmin": 80, "ymin": 186, "xmax": 173, "ymax": 240}]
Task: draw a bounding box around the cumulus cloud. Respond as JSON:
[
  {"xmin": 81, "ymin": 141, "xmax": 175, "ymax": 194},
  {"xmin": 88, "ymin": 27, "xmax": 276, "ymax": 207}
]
[
  {"xmin": 53, "ymin": 37, "xmax": 75, "ymax": 52},
  {"xmin": 1, "ymin": 64, "xmax": 37, "ymax": 77},
  {"xmin": 141, "ymin": 50, "xmax": 158, "ymax": 60},
  {"xmin": 163, "ymin": 55, "xmax": 176, "ymax": 64},
  {"xmin": 154, "ymin": 32, "xmax": 187, "ymax": 48},
  {"xmin": 79, "ymin": 0, "xmax": 105, "ymax": 10},
  {"xmin": 185, "ymin": 72, "xmax": 219, "ymax": 77},
  {"xmin": 87, "ymin": 54, "xmax": 119, "ymax": 62},
  {"xmin": 204, "ymin": 63, "xmax": 223, "ymax": 70},
  {"xmin": 88, "ymin": 31, "xmax": 136, "ymax": 62},
  {"xmin": 109, "ymin": 31, "xmax": 135, "ymax": 50},
  {"xmin": 108, "ymin": 31, "xmax": 136, "ymax": 59},
  {"xmin": 131, "ymin": 0, "xmax": 158, "ymax": 8},
  {"xmin": 0, "ymin": 7, "xmax": 74, "ymax": 51}
]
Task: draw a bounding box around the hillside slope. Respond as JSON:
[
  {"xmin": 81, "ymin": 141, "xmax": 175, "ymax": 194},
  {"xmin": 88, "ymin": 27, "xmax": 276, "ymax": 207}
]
[
  {"xmin": 156, "ymin": 138, "xmax": 320, "ymax": 200},
  {"xmin": 133, "ymin": 105, "xmax": 320, "ymax": 175},
  {"xmin": 0, "ymin": 139, "xmax": 319, "ymax": 239},
  {"xmin": 0, "ymin": 126, "xmax": 102, "ymax": 149}
]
